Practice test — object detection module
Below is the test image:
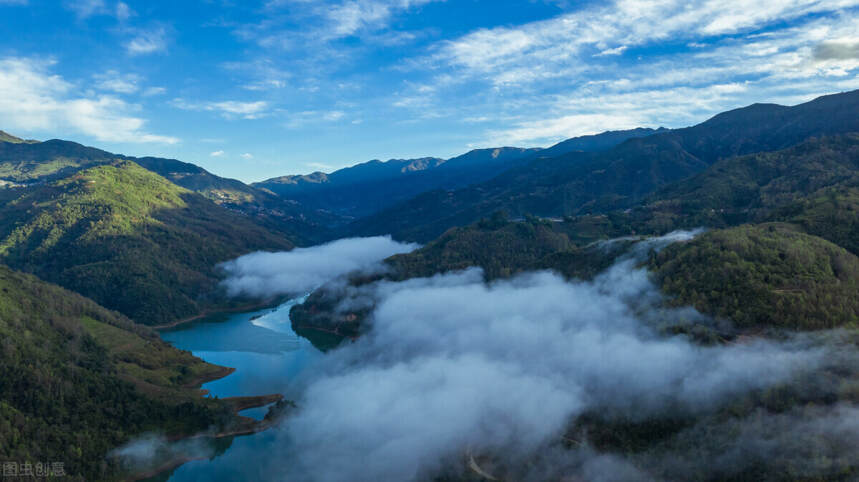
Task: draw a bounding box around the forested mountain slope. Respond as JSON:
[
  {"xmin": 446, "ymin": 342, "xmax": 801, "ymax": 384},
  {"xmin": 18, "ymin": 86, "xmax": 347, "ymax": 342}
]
[
  {"xmin": 0, "ymin": 137, "xmax": 333, "ymax": 244},
  {"xmin": 0, "ymin": 160, "xmax": 293, "ymax": 325},
  {"xmin": 0, "ymin": 265, "xmax": 233, "ymax": 480},
  {"xmin": 615, "ymin": 134, "xmax": 859, "ymax": 253},
  {"xmin": 650, "ymin": 223, "xmax": 859, "ymax": 330}
]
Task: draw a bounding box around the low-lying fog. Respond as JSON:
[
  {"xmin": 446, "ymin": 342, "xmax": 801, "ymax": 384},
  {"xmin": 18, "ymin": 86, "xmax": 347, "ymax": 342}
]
[{"xmin": 120, "ymin": 233, "xmax": 859, "ymax": 481}]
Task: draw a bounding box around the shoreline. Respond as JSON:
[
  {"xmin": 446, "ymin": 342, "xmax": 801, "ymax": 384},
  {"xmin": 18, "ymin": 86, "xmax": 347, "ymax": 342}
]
[
  {"xmin": 152, "ymin": 297, "xmax": 288, "ymax": 331},
  {"xmin": 130, "ymin": 394, "xmax": 286, "ymax": 481},
  {"xmin": 186, "ymin": 365, "xmax": 236, "ymax": 390},
  {"xmin": 128, "ymin": 303, "xmax": 292, "ymax": 481}
]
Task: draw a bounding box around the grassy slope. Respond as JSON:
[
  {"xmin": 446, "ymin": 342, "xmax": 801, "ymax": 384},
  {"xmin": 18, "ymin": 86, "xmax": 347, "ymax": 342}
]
[
  {"xmin": 0, "ymin": 265, "xmax": 232, "ymax": 480},
  {"xmin": 0, "ymin": 160, "xmax": 293, "ymax": 325},
  {"xmin": 132, "ymin": 156, "xmax": 337, "ymax": 245}
]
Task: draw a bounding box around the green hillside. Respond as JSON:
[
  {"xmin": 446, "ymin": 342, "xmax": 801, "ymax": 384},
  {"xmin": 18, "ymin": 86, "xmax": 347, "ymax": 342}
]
[
  {"xmin": 131, "ymin": 156, "xmax": 337, "ymax": 244},
  {"xmin": 0, "ymin": 160, "xmax": 293, "ymax": 325},
  {"xmin": 0, "ymin": 137, "xmax": 334, "ymax": 245},
  {"xmin": 787, "ymin": 185, "xmax": 859, "ymax": 256},
  {"xmin": 0, "ymin": 138, "xmax": 116, "ymax": 183},
  {"xmin": 0, "ymin": 265, "xmax": 233, "ymax": 480},
  {"xmin": 650, "ymin": 224, "xmax": 859, "ymax": 330}
]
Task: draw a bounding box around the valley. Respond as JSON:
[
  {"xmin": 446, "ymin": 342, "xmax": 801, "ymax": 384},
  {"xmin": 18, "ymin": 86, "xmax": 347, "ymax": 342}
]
[{"xmin": 1, "ymin": 89, "xmax": 858, "ymax": 480}]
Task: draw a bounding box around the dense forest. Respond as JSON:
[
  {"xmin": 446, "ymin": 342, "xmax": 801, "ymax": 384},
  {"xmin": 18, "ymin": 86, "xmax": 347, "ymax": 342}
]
[
  {"xmin": 0, "ymin": 265, "xmax": 234, "ymax": 480},
  {"xmin": 651, "ymin": 224, "xmax": 859, "ymax": 330},
  {"xmin": 0, "ymin": 161, "xmax": 293, "ymax": 325}
]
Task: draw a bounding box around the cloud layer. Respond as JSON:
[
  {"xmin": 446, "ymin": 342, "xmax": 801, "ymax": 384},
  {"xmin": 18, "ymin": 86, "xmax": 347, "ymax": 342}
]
[
  {"xmin": 227, "ymin": 231, "xmax": 846, "ymax": 481},
  {"xmin": 0, "ymin": 57, "xmax": 176, "ymax": 144},
  {"xmin": 219, "ymin": 236, "xmax": 419, "ymax": 297}
]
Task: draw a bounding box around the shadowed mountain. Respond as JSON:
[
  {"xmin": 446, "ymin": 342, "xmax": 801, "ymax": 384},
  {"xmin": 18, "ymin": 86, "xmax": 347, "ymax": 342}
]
[
  {"xmin": 350, "ymin": 90, "xmax": 859, "ymax": 242},
  {"xmin": 254, "ymin": 149, "xmax": 534, "ymax": 219},
  {"xmin": 254, "ymin": 128, "xmax": 661, "ymax": 219},
  {"xmin": 612, "ymin": 133, "xmax": 859, "ymax": 255},
  {"xmin": 0, "ymin": 160, "xmax": 294, "ymax": 325},
  {"xmin": 538, "ymin": 127, "xmax": 668, "ymax": 158}
]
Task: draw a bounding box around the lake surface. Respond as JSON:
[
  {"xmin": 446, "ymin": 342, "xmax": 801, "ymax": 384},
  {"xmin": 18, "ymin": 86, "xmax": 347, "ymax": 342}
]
[{"xmin": 153, "ymin": 296, "xmax": 323, "ymax": 481}]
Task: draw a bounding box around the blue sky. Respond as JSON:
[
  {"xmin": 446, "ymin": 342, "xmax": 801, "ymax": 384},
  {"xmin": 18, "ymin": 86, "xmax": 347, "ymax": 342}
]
[{"xmin": 1, "ymin": 0, "xmax": 858, "ymax": 182}]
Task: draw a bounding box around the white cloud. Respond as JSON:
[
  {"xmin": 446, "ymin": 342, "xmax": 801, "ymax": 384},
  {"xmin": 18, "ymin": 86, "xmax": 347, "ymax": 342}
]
[
  {"xmin": 142, "ymin": 86, "xmax": 166, "ymax": 96},
  {"xmin": 425, "ymin": 6, "xmax": 859, "ymax": 146},
  {"xmin": 93, "ymin": 70, "xmax": 140, "ymax": 94},
  {"xmin": 115, "ymin": 1, "xmax": 132, "ymax": 21},
  {"xmin": 223, "ymin": 60, "xmax": 292, "ymax": 91},
  {"xmin": 485, "ymin": 113, "xmax": 644, "ymax": 146},
  {"xmin": 64, "ymin": 0, "xmax": 131, "ymax": 20},
  {"xmin": 595, "ymin": 45, "xmax": 628, "ymax": 56},
  {"xmin": 210, "ymin": 150, "xmax": 225, "ymax": 157},
  {"xmin": 220, "ymin": 236, "xmax": 419, "ymax": 297},
  {"xmin": 240, "ymin": 153, "xmax": 254, "ymax": 159},
  {"xmin": 220, "ymin": 232, "xmax": 845, "ymax": 481},
  {"xmin": 435, "ymin": 0, "xmax": 859, "ymax": 81},
  {"xmin": 296, "ymin": 0, "xmax": 441, "ymax": 40},
  {"xmin": 171, "ymin": 98, "xmax": 270, "ymax": 120},
  {"xmin": 283, "ymin": 110, "xmax": 351, "ymax": 128},
  {"xmin": 481, "ymin": 83, "xmax": 758, "ymax": 145},
  {"xmin": 244, "ymin": 0, "xmax": 442, "ymax": 59},
  {"xmin": 125, "ymin": 27, "xmax": 168, "ymax": 56},
  {"xmin": 0, "ymin": 57, "xmax": 177, "ymax": 144},
  {"xmin": 64, "ymin": 0, "xmax": 106, "ymax": 18},
  {"xmin": 209, "ymin": 100, "xmax": 269, "ymax": 117},
  {"xmin": 323, "ymin": 110, "xmax": 345, "ymax": 121}
]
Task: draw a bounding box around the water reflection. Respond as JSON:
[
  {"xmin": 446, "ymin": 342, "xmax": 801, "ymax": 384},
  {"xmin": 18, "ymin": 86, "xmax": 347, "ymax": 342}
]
[{"xmin": 153, "ymin": 296, "xmax": 321, "ymax": 481}]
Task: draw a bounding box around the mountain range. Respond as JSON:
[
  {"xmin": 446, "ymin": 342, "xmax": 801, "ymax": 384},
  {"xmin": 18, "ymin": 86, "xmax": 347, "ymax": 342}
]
[
  {"xmin": 2, "ymin": 88, "xmax": 859, "ymax": 479},
  {"xmin": 254, "ymin": 127, "xmax": 662, "ymax": 219},
  {"xmin": 350, "ymin": 91, "xmax": 859, "ymax": 242}
]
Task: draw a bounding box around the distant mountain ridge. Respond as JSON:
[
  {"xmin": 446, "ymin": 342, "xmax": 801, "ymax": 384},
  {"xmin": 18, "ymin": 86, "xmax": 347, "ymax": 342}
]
[
  {"xmin": 255, "ymin": 128, "xmax": 662, "ymax": 218},
  {"xmin": 350, "ymin": 90, "xmax": 859, "ymax": 242},
  {"xmin": 0, "ymin": 129, "xmax": 37, "ymax": 144},
  {"xmin": 537, "ymin": 127, "xmax": 668, "ymax": 158}
]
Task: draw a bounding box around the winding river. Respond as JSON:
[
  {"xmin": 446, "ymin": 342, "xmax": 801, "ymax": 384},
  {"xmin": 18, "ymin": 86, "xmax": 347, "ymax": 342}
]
[{"xmin": 150, "ymin": 296, "xmax": 323, "ymax": 481}]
